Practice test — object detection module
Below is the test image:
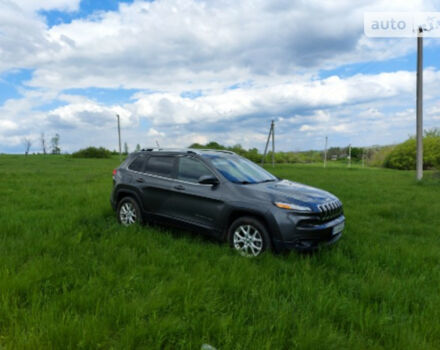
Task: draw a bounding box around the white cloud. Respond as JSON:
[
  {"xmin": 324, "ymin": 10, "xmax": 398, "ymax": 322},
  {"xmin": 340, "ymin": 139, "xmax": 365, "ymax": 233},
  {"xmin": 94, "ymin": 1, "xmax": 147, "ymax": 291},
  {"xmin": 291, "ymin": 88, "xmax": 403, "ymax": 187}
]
[
  {"xmin": 147, "ymin": 128, "xmax": 165, "ymax": 137},
  {"xmin": 0, "ymin": 0, "xmax": 434, "ymax": 91},
  {"xmin": 0, "ymin": 119, "xmax": 18, "ymax": 131},
  {"xmin": 2, "ymin": 67, "xmax": 440, "ymax": 152},
  {"xmin": 47, "ymin": 99, "xmax": 134, "ymax": 129},
  {"xmin": 300, "ymin": 125, "xmax": 313, "ymax": 132},
  {"xmin": 14, "ymin": 0, "xmax": 80, "ymax": 12},
  {"xmin": 131, "ymin": 70, "xmax": 420, "ymax": 126},
  {"xmin": 1, "ymin": 0, "xmax": 439, "ymax": 153}
]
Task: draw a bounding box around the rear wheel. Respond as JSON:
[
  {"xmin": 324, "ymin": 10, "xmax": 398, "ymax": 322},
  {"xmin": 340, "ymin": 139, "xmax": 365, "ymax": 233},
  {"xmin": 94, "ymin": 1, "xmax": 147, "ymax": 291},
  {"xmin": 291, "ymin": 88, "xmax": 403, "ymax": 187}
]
[
  {"xmin": 117, "ymin": 197, "xmax": 143, "ymax": 226},
  {"xmin": 227, "ymin": 217, "xmax": 271, "ymax": 257}
]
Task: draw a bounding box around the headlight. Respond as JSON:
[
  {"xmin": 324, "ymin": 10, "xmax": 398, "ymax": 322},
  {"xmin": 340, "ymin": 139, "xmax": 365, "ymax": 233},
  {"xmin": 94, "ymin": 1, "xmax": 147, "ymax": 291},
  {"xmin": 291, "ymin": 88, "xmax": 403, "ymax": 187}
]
[{"xmin": 274, "ymin": 201, "xmax": 312, "ymax": 213}]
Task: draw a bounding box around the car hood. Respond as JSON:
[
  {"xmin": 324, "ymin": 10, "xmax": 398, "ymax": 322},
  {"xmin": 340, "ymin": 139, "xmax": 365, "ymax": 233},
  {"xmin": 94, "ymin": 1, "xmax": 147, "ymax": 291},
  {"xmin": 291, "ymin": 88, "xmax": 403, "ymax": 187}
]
[{"xmin": 248, "ymin": 179, "xmax": 339, "ymax": 211}]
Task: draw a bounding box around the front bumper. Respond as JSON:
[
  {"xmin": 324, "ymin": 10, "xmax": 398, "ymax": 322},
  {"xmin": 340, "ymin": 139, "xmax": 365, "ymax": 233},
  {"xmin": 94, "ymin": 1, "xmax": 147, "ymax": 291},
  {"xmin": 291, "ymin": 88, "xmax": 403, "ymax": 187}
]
[{"xmin": 272, "ymin": 215, "xmax": 345, "ymax": 252}]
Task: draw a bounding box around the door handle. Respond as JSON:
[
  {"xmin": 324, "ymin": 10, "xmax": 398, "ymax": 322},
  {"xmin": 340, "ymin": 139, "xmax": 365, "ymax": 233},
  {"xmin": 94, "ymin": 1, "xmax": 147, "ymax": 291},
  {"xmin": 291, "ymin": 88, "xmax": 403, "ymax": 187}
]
[
  {"xmin": 136, "ymin": 178, "xmax": 144, "ymax": 183},
  {"xmin": 174, "ymin": 184, "xmax": 185, "ymax": 191}
]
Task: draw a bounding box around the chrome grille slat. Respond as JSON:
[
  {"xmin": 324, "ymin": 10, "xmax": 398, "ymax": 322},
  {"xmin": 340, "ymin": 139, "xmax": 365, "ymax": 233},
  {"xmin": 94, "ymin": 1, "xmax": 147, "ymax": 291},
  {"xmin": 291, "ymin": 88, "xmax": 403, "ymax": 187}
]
[{"xmin": 317, "ymin": 200, "xmax": 343, "ymax": 222}]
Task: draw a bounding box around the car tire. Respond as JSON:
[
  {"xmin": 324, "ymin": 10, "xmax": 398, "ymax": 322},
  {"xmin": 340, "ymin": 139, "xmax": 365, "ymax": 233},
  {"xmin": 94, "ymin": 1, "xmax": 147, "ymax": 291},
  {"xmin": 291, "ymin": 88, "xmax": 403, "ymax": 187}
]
[
  {"xmin": 117, "ymin": 196, "xmax": 143, "ymax": 226},
  {"xmin": 227, "ymin": 216, "xmax": 271, "ymax": 257}
]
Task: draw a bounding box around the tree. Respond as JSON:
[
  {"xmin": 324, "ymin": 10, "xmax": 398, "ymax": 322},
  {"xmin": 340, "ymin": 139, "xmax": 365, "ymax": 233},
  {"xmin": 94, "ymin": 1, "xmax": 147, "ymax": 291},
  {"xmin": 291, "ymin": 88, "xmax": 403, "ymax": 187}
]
[
  {"xmin": 135, "ymin": 144, "xmax": 141, "ymax": 152},
  {"xmin": 384, "ymin": 134, "xmax": 440, "ymax": 170},
  {"xmin": 327, "ymin": 147, "xmax": 344, "ymax": 159},
  {"xmin": 189, "ymin": 143, "xmax": 204, "ymax": 149},
  {"xmin": 124, "ymin": 142, "xmax": 129, "ymax": 155},
  {"xmin": 51, "ymin": 133, "xmax": 61, "ymax": 154},
  {"xmin": 23, "ymin": 138, "xmax": 32, "ymax": 156},
  {"xmin": 205, "ymin": 141, "xmax": 225, "ymax": 150},
  {"xmin": 40, "ymin": 133, "xmax": 47, "ymax": 154},
  {"xmin": 350, "ymin": 147, "xmax": 363, "ymax": 160},
  {"xmin": 72, "ymin": 147, "xmax": 111, "ymax": 158},
  {"xmin": 424, "ymin": 128, "xmax": 440, "ymax": 138}
]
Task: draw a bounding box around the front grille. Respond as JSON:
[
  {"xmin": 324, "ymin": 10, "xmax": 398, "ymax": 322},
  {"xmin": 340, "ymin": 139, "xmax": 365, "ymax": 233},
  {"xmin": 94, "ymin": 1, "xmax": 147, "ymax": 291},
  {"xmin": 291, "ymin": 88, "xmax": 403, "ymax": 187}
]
[{"xmin": 317, "ymin": 200, "xmax": 343, "ymax": 221}]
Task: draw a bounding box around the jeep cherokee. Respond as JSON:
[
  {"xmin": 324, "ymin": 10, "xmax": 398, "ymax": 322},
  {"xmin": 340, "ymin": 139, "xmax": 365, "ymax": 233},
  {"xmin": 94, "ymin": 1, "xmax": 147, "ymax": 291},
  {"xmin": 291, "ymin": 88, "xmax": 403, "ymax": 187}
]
[{"xmin": 110, "ymin": 148, "xmax": 345, "ymax": 256}]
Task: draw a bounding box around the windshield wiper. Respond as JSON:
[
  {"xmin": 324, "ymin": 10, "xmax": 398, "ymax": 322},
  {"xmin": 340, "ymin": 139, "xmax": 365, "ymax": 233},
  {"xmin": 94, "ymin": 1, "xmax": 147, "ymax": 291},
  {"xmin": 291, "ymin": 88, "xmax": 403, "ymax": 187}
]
[{"xmin": 238, "ymin": 181, "xmax": 253, "ymax": 185}]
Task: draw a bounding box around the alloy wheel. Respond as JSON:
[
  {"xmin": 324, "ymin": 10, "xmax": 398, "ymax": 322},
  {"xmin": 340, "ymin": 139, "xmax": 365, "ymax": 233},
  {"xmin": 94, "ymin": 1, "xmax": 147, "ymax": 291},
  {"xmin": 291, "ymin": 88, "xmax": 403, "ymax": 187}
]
[
  {"xmin": 119, "ymin": 201, "xmax": 137, "ymax": 226},
  {"xmin": 233, "ymin": 224, "xmax": 263, "ymax": 257}
]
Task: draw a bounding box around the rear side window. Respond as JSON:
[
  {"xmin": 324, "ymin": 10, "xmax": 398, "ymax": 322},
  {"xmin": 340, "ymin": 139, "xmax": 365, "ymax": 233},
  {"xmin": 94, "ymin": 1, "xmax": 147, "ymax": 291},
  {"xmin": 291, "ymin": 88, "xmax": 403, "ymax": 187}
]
[
  {"xmin": 145, "ymin": 156, "xmax": 175, "ymax": 177},
  {"xmin": 128, "ymin": 156, "xmax": 147, "ymax": 172},
  {"xmin": 177, "ymin": 157, "xmax": 213, "ymax": 183}
]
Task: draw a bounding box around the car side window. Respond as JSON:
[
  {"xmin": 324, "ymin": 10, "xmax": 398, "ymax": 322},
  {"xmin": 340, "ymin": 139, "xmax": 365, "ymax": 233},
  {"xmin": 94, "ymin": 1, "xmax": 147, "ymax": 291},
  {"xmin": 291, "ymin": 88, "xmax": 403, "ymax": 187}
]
[
  {"xmin": 145, "ymin": 156, "xmax": 175, "ymax": 177},
  {"xmin": 177, "ymin": 157, "xmax": 214, "ymax": 183},
  {"xmin": 128, "ymin": 156, "xmax": 147, "ymax": 172}
]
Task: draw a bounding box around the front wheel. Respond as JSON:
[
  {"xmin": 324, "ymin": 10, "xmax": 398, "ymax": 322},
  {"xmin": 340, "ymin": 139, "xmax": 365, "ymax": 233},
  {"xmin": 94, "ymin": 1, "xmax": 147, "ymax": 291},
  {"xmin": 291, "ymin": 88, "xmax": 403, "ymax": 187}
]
[
  {"xmin": 117, "ymin": 197, "xmax": 143, "ymax": 226},
  {"xmin": 227, "ymin": 217, "xmax": 271, "ymax": 257}
]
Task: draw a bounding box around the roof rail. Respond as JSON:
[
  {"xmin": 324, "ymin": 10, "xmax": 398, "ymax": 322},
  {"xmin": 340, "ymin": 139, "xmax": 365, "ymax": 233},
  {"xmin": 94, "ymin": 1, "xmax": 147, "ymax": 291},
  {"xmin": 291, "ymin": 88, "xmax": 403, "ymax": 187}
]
[
  {"xmin": 197, "ymin": 149, "xmax": 235, "ymax": 155},
  {"xmin": 140, "ymin": 147, "xmax": 189, "ymax": 152},
  {"xmin": 139, "ymin": 148, "xmax": 236, "ymax": 155}
]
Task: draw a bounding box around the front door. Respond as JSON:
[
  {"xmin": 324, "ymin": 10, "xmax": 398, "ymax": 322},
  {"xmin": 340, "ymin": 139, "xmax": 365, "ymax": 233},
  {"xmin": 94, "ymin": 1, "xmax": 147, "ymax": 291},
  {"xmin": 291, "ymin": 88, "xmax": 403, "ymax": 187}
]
[{"xmin": 169, "ymin": 156, "xmax": 224, "ymax": 232}]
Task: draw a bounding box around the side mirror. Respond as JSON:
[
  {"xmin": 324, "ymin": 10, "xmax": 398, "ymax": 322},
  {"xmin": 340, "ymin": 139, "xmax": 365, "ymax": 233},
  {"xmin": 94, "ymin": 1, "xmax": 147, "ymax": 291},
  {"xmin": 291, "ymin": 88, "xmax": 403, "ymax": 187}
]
[{"xmin": 198, "ymin": 175, "xmax": 219, "ymax": 185}]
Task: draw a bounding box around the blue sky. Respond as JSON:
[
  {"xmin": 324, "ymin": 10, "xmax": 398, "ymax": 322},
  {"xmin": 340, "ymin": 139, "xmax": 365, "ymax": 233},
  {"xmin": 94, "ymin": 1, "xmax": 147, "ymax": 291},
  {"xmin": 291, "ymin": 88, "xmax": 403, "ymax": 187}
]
[
  {"xmin": 1, "ymin": 0, "xmax": 439, "ymax": 153},
  {"xmin": 40, "ymin": 0, "xmax": 136, "ymax": 27}
]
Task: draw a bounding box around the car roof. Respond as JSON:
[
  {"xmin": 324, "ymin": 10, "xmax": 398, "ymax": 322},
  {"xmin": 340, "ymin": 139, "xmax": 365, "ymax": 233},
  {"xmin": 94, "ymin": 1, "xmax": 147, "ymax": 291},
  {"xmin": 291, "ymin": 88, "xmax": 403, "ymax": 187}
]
[{"xmin": 133, "ymin": 148, "xmax": 237, "ymax": 157}]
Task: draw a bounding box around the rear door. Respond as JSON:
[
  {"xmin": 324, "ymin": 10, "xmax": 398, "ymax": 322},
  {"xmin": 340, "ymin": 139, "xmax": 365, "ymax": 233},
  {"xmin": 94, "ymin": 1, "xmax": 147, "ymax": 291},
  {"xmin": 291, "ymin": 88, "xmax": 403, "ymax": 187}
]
[
  {"xmin": 134, "ymin": 155, "xmax": 177, "ymax": 218},
  {"xmin": 168, "ymin": 156, "xmax": 224, "ymax": 232}
]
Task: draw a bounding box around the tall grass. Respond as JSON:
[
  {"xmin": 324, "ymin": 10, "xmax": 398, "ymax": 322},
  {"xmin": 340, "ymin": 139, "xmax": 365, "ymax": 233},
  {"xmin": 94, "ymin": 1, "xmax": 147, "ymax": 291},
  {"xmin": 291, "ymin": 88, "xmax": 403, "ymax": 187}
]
[{"xmin": 0, "ymin": 155, "xmax": 439, "ymax": 349}]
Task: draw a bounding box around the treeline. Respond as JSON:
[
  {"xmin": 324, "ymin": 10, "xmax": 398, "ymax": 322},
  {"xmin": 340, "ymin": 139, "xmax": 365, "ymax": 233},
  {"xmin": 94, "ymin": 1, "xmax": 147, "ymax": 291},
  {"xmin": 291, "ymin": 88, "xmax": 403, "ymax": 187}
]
[
  {"xmin": 188, "ymin": 141, "xmax": 366, "ymax": 164},
  {"xmin": 71, "ymin": 143, "xmax": 142, "ymax": 158},
  {"xmin": 68, "ymin": 128, "xmax": 440, "ymax": 170},
  {"xmin": 189, "ymin": 141, "xmax": 320, "ymax": 163},
  {"xmin": 190, "ymin": 130, "xmax": 440, "ymax": 170}
]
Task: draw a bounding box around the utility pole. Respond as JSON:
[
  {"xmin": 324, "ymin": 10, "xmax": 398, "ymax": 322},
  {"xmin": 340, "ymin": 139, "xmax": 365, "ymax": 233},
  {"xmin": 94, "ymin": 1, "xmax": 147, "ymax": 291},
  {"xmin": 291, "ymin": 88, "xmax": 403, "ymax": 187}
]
[
  {"xmin": 271, "ymin": 120, "xmax": 275, "ymax": 168},
  {"xmin": 116, "ymin": 114, "xmax": 122, "ymax": 162},
  {"xmin": 362, "ymin": 148, "xmax": 365, "ymax": 168},
  {"xmin": 261, "ymin": 120, "xmax": 275, "ymax": 168},
  {"xmin": 324, "ymin": 136, "xmax": 328, "ymax": 168},
  {"xmin": 416, "ymin": 26, "xmax": 424, "ymax": 181},
  {"xmin": 348, "ymin": 144, "xmax": 352, "ymax": 168}
]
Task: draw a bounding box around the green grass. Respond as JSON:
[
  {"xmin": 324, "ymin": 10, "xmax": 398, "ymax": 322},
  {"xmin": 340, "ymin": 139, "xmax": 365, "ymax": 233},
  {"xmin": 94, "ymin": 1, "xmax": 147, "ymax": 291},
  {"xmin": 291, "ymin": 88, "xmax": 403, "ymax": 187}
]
[{"xmin": 0, "ymin": 155, "xmax": 439, "ymax": 349}]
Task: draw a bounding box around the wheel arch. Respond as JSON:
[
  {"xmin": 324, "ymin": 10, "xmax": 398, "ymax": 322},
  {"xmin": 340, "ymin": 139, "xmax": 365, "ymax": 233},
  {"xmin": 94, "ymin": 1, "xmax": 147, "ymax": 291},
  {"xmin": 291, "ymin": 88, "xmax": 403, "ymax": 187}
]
[
  {"xmin": 225, "ymin": 209, "xmax": 277, "ymax": 242},
  {"xmin": 115, "ymin": 188, "xmax": 144, "ymax": 212}
]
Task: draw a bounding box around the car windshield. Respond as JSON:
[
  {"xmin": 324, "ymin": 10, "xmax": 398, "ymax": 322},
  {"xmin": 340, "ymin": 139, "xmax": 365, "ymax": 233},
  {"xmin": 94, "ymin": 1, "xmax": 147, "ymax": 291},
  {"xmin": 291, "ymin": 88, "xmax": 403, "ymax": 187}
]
[{"xmin": 203, "ymin": 154, "xmax": 277, "ymax": 184}]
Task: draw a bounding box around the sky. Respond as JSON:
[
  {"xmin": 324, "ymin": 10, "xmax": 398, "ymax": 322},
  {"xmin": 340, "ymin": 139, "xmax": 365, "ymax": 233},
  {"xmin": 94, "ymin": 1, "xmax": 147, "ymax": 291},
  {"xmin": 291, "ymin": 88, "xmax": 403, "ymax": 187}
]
[{"xmin": 1, "ymin": 0, "xmax": 440, "ymax": 154}]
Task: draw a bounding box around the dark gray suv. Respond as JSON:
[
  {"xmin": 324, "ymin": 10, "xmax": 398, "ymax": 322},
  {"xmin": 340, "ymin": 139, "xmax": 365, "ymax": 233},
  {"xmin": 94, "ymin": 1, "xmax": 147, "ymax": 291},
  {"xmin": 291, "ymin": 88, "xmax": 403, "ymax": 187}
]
[{"xmin": 111, "ymin": 149, "xmax": 344, "ymax": 256}]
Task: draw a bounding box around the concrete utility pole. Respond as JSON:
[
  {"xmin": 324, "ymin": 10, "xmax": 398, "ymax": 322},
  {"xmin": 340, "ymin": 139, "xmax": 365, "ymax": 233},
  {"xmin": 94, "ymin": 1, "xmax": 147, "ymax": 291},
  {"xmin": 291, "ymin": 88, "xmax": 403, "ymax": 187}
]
[
  {"xmin": 271, "ymin": 120, "xmax": 275, "ymax": 168},
  {"xmin": 324, "ymin": 136, "xmax": 328, "ymax": 168},
  {"xmin": 362, "ymin": 148, "xmax": 365, "ymax": 168},
  {"xmin": 116, "ymin": 114, "xmax": 122, "ymax": 162},
  {"xmin": 348, "ymin": 144, "xmax": 352, "ymax": 168},
  {"xmin": 416, "ymin": 27, "xmax": 424, "ymax": 181},
  {"xmin": 261, "ymin": 120, "xmax": 275, "ymax": 168}
]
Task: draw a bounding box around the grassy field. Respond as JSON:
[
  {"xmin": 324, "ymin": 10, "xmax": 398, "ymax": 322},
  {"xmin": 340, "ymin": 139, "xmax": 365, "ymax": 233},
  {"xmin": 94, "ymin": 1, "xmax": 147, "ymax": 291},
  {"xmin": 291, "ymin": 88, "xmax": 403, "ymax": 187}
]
[{"xmin": 0, "ymin": 155, "xmax": 439, "ymax": 349}]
